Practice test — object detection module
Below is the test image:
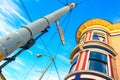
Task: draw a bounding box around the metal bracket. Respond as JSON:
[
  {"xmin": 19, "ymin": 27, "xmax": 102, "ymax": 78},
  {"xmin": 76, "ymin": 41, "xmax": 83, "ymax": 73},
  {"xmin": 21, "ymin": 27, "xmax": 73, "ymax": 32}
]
[{"xmin": 55, "ymin": 20, "xmax": 65, "ymax": 45}]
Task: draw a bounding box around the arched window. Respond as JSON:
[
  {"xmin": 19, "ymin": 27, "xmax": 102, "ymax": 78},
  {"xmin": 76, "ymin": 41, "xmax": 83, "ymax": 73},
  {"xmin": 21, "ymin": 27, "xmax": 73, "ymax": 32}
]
[
  {"xmin": 92, "ymin": 33, "xmax": 105, "ymax": 42},
  {"xmin": 89, "ymin": 51, "xmax": 108, "ymax": 74}
]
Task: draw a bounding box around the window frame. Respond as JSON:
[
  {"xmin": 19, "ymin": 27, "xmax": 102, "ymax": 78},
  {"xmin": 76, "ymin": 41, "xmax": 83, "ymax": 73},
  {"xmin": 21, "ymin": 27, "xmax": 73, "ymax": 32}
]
[
  {"xmin": 69, "ymin": 57, "xmax": 78, "ymax": 73},
  {"xmin": 88, "ymin": 51, "xmax": 109, "ymax": 74},
  {"xmin": 92, "ymin": 32, "xmax": 106, "ymax": 42}
]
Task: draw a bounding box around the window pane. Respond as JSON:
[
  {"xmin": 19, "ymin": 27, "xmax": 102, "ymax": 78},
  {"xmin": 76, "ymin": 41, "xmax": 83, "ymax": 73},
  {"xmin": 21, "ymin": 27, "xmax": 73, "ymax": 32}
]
[
  {"xmin": 69, "ymin": 57, "xmax": 78, "ymax": 73},
  {"xmin": 92, "ymin": 33, "xmax": 105, "ymax": 42},
  {"xmin": 90, "ymin": 51, "xmax": 107, "ymax": 63},
  {"xmin": 69, "ymin": 63, "xmax": 76, "ymax": 73},
  {"xmin": 89, "ymin": 60, "xmax": 107, "ymax": 74},
  {"xmin": 93, "ymin": 33, "xmax": 99, "ymax": 40},
  {"xmin": 71, "ymin": 57, "xmax": 78, "ymax": 65}
]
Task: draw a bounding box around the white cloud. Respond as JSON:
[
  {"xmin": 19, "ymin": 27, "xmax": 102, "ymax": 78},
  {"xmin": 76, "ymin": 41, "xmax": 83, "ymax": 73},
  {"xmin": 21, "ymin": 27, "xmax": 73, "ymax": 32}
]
[
  {"xmin": 0, "ymin": 0, "xmax": 30, "ymax": 37},
  {"xmin": 15, "ymin": 59, "xmax": 26, "ymax": 66},
  {"xmin": 3, "ymin": 69, "xmax": 10, "ymax": 76},
  {"xmin": 0, "ymin": 0, "xmax": 29, "ymax": 24},
  {"xmin": 112, "ymin": 17, "xmax": 120, "ymax": 23},
  {"xmin": 35, "ymin": 0, "xmax": 39, "ymax": 2},
  {"xmin": 36, "ymin": 45, "xmax": 47, "ymax": 52},
  {"xmin": 57, "ymin": 54, "xmax": 70, "ymax": 63},
  {"xmin": 26, "ymin": 50, "xmax": 34, "ymax": 55}
]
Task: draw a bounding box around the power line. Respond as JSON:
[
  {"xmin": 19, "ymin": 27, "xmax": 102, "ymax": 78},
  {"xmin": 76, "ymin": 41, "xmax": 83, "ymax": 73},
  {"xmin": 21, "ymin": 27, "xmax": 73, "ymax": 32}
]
[
  {"xmin": 66, "ymin": 0, "xmax": 68, "ymax": 4},
  {"xmin": 19, "ymin": 0, "xmax": 33, "ymax": 22},
  {"xmin": 39, "ymin": 11, "xmax": 74, "ymax": 80},
  {"xmin": 46, "ymin": 63, "xmax": 53, "ymax": 80},
  {"xmin": 24, "ymin": 58, "xmax": 38, "ymax": 80},
  {"xmin": 53, "ymin": 61, "xmax": 61, "ymax": 80},
  {"xmin": 57, "ymin": 0, "xmax": 66, "ymax": 5},
  {"xmin": 49, "ymin": 10, "xmax": 73, "ymax": 80},
  {"xmin": 61, "ymin": 12, "xmax": 71, "ymax": 26},
  {"xmin": 40, "ymin": 38, "xmax": 52, "ymax": 56},
  {"xmin": 46, "ymin": 12, "xmax": 71, "ymax": 48},
  {"xmin": 76, "ymin": 0, "xmax": 88, "ymax": 6},
  {"xmin": 63, "ymin": 10, "xmax": 73, "ymax": 33},
  {"xmin": 54, "ymin": 10, "xmax": 73, "ymax": 57},
  {"xmin": 40, "ymin": 38, "xmax": 61, "ymax": 80}
]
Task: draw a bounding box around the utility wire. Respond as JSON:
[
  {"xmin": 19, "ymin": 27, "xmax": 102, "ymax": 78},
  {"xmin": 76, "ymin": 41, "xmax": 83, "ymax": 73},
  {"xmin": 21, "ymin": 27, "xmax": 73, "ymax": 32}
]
[
  {"xmin": 66, "ymin": 0, "xmax": 68, "ymax": 4},
  {"xmin": 46, "ymin": 63, "xmax": 53, "ymax": 80},
  {"xmin": 53, "ymin": 61, "xmax": 61, "ymax": 80},
  {"xmin": 40, "ymin": 38, "xmax": 61, "ymax": 80},
  {"xmin": 57, "ymin": 0, "xmax": 66, "ymax": 5},
  {"xmin": 20, "ymin": 0, "xmax": 33, "ymax": 22},
  {"xmin": 40, "ymin": 38, "xmax": 52, "ymax": 56},
  {"xmin": 52, "ymin": 10, "xmax": 73, "ymax": 80},
  {"xmin": 76, "ymin": 0, "xmax": 88, "ymax": 6},
  {"xmin": 54, "ymin": 10, "xmax": 73, "ymax": 57},
  {"xmin": 46, "ymin": 12, "xmax": 71, "ymax": 48},
  {"xmin": 24, "ymin": 58, "xmax": 38, "ymax": 80},
  {"xmin": 63, "ymin": 10, "xmax": 73, "ymax": 33},
  {"xmin": 39, "ymin": 11, "xmax": 73, "ymax": 80},
  {"xmin": 48, "ymin": 9, "xmax": 73, "ymax": 80},
  {"xmin": 61, "ymin": 12, "xmax": 71, "ymax": 26}
]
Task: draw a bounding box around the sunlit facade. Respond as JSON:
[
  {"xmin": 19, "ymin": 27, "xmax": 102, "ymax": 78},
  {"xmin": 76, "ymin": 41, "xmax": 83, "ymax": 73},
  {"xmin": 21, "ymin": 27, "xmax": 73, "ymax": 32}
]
[{"xmin": 65, "ymin": 18, "xmax": 120, "ymax": 80}]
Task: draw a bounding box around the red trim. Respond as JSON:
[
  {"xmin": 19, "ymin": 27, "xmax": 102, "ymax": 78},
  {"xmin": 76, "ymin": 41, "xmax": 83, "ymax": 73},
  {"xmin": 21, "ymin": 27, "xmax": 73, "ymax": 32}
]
[
  {"xmin": 82, "ymin": 50, "xmax": 89, "ymax": 70},
  {"xmin": 75, "ymin": 52, "xmax": 82, "ymax": 71},
  {"xmin": 109, "ymin": 55, "xmax": 114, "ymax": 78},
  {"xmin": 106, "ymin": 34, "xmax": 110, "ymax": 44},
  {"xmin": 88, "ymin": 31, "xmax": 92, "ymax": 40},
  {"xmin": 84, "ymin": 32, "xmax": 88, "ymax": 41}
]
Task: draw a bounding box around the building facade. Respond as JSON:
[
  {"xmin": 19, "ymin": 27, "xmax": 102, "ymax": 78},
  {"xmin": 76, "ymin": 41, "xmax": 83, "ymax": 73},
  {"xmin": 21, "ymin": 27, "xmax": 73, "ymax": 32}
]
[{"xmin": 65, "ymin": 18, "xmax": 120, "ymax": 80}]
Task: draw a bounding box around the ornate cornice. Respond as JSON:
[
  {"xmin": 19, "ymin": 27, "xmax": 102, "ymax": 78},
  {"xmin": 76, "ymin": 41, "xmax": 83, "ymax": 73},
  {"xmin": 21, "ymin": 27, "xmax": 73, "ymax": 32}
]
[{"xmin": 76, "ymin": 18, "xmax": 120, "ymax": 42}]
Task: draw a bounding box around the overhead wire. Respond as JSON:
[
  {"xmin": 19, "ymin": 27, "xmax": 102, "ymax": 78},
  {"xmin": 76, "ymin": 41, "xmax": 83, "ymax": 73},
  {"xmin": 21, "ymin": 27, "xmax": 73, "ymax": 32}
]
[
  {"xmin": 36, "ymin": 0, "xmax": 71, "ymax": 48},
  {"xmin": 51, "ymin": 10, "xmax": 73, "ymax": 80},
  {"xmin": 19, "ymin": 0, "xmax": 32, "ymax": 22},
  {"xmin": 66, "ymin": 0, "xmax": 68, "ymax": 4},
  {"xmin": 39, "ymin": 11, "xmax": 73, "ymax": 80},
  {"xmin": 45, "ymin": 12, "xmax": 71, "ymax": 48},
  {"xmin": 24, "ymin": 58, "xmax": 38, "ymax": 80},
  {"xmin": 61, "ymin": 12, "xmax": 71, "ymax": 26},
  {"xmin": 38, "ymin": 11, "xmax": 74, "ymax": 80},
  {"xmin": 40, "ymin": 38, "xmax": 52, "ymax": 56},
  {"xmin": 76, "ymin": 0, "xmax": 89, "ymax": 6},
  {"xmin": 57, "ymin": 0, "xmax": 66, "ymax": 5},
  {"xmin": 54, "ymin": 10, "xmax": 73, "ymax": 57},
  {"xmin": 46, "ymin": 64, "xmax": 53, "ymax": 80},
  {"xmin": 63, "ymin": 10, "xmax": 73, "ymax": 33},
  {"xmin": 53, "ymin": 61, "xmax": 61, "ymax": 80}
]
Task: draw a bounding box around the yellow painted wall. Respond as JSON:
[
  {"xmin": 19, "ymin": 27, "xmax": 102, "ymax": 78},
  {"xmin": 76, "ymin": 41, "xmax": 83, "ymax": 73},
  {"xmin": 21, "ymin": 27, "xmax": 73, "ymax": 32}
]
[
  {"xmin": 111, "ymin": 35, "xmax": 120, "ymax": 79},
  {"xmin": 76, "ymin": 18, "xmax": 120, "ymax": 80}
]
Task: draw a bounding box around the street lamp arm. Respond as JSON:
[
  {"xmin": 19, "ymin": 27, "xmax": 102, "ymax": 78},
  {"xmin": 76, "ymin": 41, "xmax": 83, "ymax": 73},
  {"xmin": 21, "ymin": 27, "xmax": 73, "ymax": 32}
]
[
  {"xmin": 38, "ymin": 58, "xmax": 54, "ymax": 80},
  {"xmin": 36, "ymin": 54, "xmax": 55, "ymax": 80},
  {"xmin": 36, "ymin": 54, "xmax": 54, "ymax": 59}
]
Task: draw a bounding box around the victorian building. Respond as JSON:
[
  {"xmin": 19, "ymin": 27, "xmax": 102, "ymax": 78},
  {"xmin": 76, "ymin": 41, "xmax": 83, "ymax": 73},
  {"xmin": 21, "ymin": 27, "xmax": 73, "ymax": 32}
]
[{"xmin": 65, "ymin": 18, "xmax": 120, "ymax": 80}]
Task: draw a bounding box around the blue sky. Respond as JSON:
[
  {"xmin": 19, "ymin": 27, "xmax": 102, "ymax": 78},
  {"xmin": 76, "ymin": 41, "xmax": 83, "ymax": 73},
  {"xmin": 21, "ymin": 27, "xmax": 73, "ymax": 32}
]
[{"xmin": 0, "ymin": 0, "xmax": 120, "ymax": 80}]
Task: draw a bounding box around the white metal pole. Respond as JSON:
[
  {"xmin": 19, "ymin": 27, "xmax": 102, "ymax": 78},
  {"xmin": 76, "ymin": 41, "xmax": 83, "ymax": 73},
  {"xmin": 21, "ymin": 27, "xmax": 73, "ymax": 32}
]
[
  {"xmin": 0, "ymin": 3, "xmax": 76, "ymax": 61},
  {"xmin": 38, "ymin": 56, "xmax": 54, "ymax": 80}
]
